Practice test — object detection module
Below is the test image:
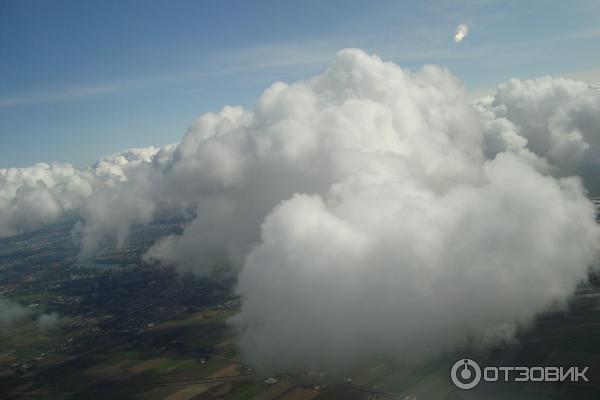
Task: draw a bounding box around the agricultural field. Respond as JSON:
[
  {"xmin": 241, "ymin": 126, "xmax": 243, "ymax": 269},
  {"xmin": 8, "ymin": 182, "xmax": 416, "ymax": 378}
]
[{"xmin": 3, "ymin": 221, "xmax": 600, "ymax": 399}]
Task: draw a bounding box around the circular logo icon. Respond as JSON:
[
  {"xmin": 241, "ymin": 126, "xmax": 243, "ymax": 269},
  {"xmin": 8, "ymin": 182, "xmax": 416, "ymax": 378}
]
[{"xmin": 450, "ymin": 358, "xmax": 481, "ymax": 390}]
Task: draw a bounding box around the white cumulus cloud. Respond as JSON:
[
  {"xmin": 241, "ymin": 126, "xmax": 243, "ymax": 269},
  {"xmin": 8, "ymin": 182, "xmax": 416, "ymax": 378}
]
[
  {"xmin": 0, "ymin": 146, "xmax": 169, "ymax": 238},
  {"xmin": 1, "ymin": 49, "xmax": 599, "ymax": 373}
]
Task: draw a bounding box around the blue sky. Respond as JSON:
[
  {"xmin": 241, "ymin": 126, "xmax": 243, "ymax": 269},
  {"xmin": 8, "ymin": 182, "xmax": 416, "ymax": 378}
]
[{"xmin": 1, "ymin": 0, "xmax": 599, "ymax": 168}]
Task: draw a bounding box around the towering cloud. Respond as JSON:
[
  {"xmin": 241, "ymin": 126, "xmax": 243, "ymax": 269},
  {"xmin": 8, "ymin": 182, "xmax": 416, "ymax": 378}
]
[
  {"xmin": 231, "ymin": 155, "xmax": 598, "ymax": 370},
  {"xmin": 1, "ymin": 49, "xmax": 599, "ymax": 371}
]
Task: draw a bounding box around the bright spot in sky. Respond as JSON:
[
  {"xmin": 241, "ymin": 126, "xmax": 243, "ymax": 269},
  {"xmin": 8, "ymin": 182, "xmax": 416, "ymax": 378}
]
[{"xmin": 455, "ymin": 24, "xmax": 469, "ymax": 42}]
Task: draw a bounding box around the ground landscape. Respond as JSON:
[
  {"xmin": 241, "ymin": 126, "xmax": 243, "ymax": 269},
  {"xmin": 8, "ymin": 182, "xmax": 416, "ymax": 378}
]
[{"xmin": 1, "ymin": 204, "xmax": 600, "ymax": 399}]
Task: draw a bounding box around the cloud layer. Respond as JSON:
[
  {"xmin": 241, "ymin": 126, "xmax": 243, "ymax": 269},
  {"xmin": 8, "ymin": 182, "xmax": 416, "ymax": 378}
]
[
  {"xmin": 0, "ymin": 147, "xmax": 165, "ymax": 238},
  {"xmin": 1, "ymin": 49, "xmax": 600, "ymax": 371}
]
